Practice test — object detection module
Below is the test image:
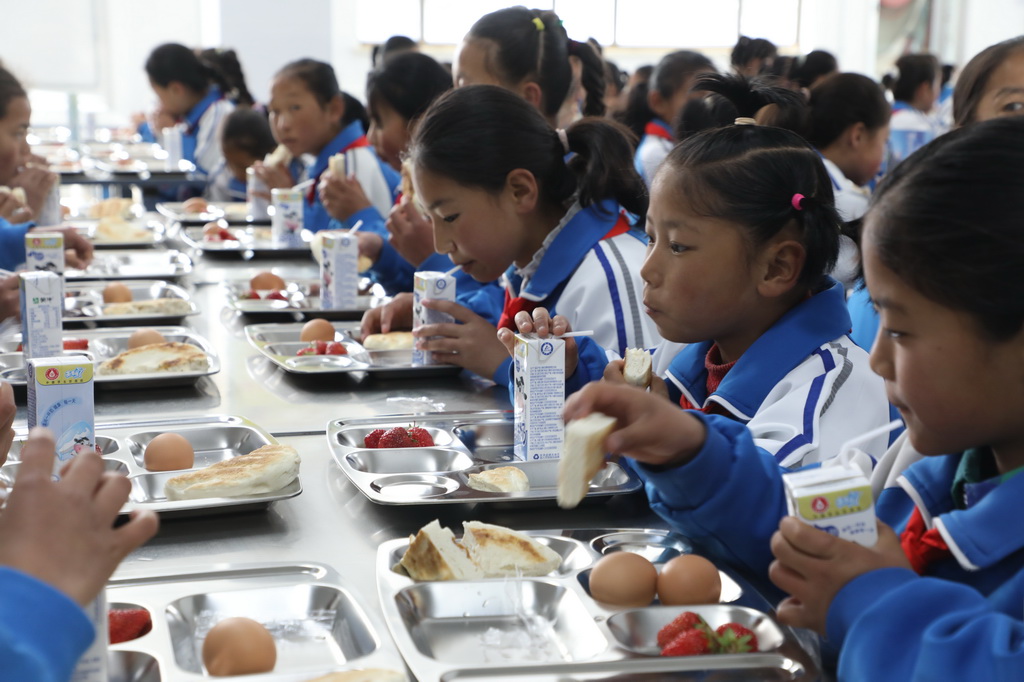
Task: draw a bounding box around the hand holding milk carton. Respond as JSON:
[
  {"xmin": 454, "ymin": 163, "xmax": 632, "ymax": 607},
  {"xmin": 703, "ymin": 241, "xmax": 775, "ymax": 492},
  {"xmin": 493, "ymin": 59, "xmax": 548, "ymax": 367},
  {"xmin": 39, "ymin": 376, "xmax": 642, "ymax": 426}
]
[
  {"xmin": 513, "ymin": 333, "xmax": 566, "ymax": 461},
  {"xmin": 412, "ymin": 271, "xmax": 457, "ymax": 365}
]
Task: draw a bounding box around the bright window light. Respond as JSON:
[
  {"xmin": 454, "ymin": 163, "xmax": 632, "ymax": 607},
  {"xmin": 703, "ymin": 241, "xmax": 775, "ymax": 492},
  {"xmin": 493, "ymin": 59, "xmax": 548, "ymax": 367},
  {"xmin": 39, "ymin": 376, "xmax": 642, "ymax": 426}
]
[
  {"xmin": 356, "ymin": 0, "xmax": 422, "ymax": 43},
  {"xmin": 555, "ymin": 0, "xmax": 616, "ymax": 47},
  {"xmin": 423, "ymin": 0, "xmax": 554, "ymax": 44},
  {"xmin": 739, "ymin": 0, "xmax": 800, "ymax": 47},
  {"xmin": 616, "ymin": 0, "xmax": 741, "ymax": 48}
]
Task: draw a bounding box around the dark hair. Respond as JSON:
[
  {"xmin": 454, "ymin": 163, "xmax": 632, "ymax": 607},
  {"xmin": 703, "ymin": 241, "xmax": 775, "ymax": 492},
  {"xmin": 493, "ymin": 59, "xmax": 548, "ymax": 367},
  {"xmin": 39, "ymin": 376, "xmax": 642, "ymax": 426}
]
[
  {"xmin": 198, "ymin": 48, "xmax": 254, "ymax": 107},
  {"xmin": 146, "ymin": 43, "xmax": 226, "ymax": 94},
  {"xmin": 409, "ymin": 85, "xmax": 646, "ymax": 223},
  {"xmin": 941, "ymin": 63, "xmax": 954, "ymax": 87},
  {"xmin": 885, "ymin": 54, "xmax": 939, "ymax": 103},
  {"xmin": 675, "ymin": 93, "xmax": 737, "ymax": 140},
  {"xmin": 372, "ymin": 35, "xmax": 418, "ymax": 68},
  {"xmin": 0, "ymin": 67, "xmax": 26, "ymax": 120},
  {"xmin": 953, "ymin": 36, "xmax": 1024, "ymax": 126},
  {"xmin": 761, "ymin": 55, "xmax": 798, "ymax": 87},
  {"xmin": 221, "ymin": 109, "xmax": 276, "ymax": 159},
  {"xmin": 275, "ymin": 59, "xmax": 341, "ymax": 107},
  {"xmin": 341, "ymin": 92, "xmax": 369, "ymax": 130},
  {"xmin": 627, "ymin": 50, "xmax": 716, "ymax": 132},
  {"xmin": 466, "ymin": 6, "xmax": 606, "ymax": 118},
  {"xmin": 731, "ymin": 36, "xmax": 778, "ymax": 70},
  {"xmin": 615, "ymin": 65, "xmax": 654, "ymax": 139},
  {"xmin": 603, "ymin": 59, "xmax": 628, "ymax": 96},
  {"xmin": 792, "ymin": 50, "xmax": 838, "ymax": 89},
  {"xmin": 867, "ymin": 116, "xmax": 1024, "ymax": 340},
  {"xmin": 367, "ymin": 52, "xmax": 452, "ymax": 123},
  {"xmin": 805, "ymin": 73, "xmax": 890, "ymax": 148},
  {"xmin": 660, "ymin": 74, "xmax": 840, "ymax": 290}
]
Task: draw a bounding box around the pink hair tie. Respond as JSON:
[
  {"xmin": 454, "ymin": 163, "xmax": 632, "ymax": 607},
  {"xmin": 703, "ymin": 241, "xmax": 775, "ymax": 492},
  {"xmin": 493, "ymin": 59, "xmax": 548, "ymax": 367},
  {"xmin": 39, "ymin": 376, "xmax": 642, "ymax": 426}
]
[{"xmin": 791, "ymin": 193, "xmax": 805, "ymax": 211}]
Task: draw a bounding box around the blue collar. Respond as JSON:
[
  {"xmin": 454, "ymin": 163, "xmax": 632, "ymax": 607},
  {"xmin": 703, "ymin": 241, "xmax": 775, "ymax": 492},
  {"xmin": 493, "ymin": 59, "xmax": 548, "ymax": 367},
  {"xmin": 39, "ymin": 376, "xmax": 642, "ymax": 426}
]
[
  {"xmin": 184, "ymin": 86, "xmax": 222, "ymax": 135},
  {"xmin": 666, "ymin": 279, "xmax": 852, "ymax": 418},
  {"xmin": 892, "ymin": 101, "xmax": 916, "ymax": 113},
  {"xmin": 311, "ymin": 120, "xmax": 365, "ymax": 177}
]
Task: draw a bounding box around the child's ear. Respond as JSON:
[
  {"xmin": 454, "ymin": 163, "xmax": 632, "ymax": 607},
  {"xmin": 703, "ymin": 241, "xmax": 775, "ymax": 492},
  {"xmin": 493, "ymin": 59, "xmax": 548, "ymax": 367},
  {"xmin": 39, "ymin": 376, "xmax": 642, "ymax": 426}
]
[
  {"xmin": 758, "ymin": 238, "xmax": 806, "ymax": 297},
  {"xmin": 504, "ymin": 168, "xmax": 540, "ymax": 213},
  {"xmin": 846, "ymin": 122, "xmax": 868, "ymax": 150},
  {"xmin": 520, "ymin": 82, "xmax": 543, "ymax": 112},
  {"xmin": 328, "ymin": 94, "xmax": 345, "ymax": 123},
  {"xmin": 647, "ymin": 89, "xmax": 669, "ymax": 122}
]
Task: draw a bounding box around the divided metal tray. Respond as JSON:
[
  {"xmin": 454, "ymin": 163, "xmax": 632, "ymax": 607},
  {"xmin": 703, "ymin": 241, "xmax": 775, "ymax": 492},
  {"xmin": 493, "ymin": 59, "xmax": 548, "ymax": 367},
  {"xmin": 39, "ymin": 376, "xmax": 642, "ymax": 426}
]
[
  {"xmin": 227, "ymin": 280, "xmax": 385, "ymax": 319},
  {"xmin": 158, "ymin": 200, "xmax": 261, "ymax": 225},
  {"xmin": 177, "ymin": 223, "xmax": 315, "ymax": 255},
  {"xmin": 67, "ymin": 218, "xmax": 167, "ymax": 248},
  {"xmin": 2, "ymin": 416, "xmax": 299, "ymax": 517},
  {"xmin": 105, "ymin": 561, "xmax": 407, "ymax": 680},
  {"xmin": 64, "ymin": 280, "xmax": 198, "ymax": 325},
  {"xmin": 328, "ymin": 411, "xmax": 643, "ymax": 505},
  {"xmin": 0, "ymin": 326, "xmax": 219, "ymax": 389},
  {"xmin": 66, "ymin": 249, "xmax": 193, "ymax": 280},
  {"xmin": 247, "ymin": 322, "xmax": 461, "ymax": 379},
  {"xmin": 378, "ymin": 527, "xmax": 817, "ymax": 681}
]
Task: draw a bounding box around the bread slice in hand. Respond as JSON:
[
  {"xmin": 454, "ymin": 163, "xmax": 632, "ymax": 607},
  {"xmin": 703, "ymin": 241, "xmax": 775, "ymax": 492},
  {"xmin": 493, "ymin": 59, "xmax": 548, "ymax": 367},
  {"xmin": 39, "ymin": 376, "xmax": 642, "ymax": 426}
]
[
  {"xmin": 264, "ymin": 144, "xmax": 292, "ymax": 167},
  {"xmin": 164, "ymin": 443, "xmax": 299, "ymax": 501},
  {"xmin": 623, "ymin": 347, "xmax": 652, "ymax": 388},
  {"xmin": 461, "ymin": 521, "xmax": 561, "ymax": 577},
  {"xmin": 557, "ymin": 412, "xmax": 617, "ymax": 509},
  {"xmin": 329, "ymin": 153, "xmax": 346, "ymax": 178},
  {"xmin": 467, "ymin": 466, "xmax": 530, "ymax": 493},
  {"xmin": 399, "ymin": 519, "xmax": 483, "ymax": 581}
]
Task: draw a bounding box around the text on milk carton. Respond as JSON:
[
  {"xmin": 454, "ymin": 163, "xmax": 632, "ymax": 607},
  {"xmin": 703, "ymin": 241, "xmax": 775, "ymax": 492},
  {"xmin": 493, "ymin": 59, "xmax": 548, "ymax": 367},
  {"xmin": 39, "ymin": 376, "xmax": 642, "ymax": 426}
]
[
  {"xmin": 412, "ymin": 271, "xmax": 456, "ymax": 365},
  {"xmin": 513, "ymin": 334, "xmax": 565, "ymax": 461},
  {"xmin": 27, "ymin": 356, "xmax": 96, "ymax": 468},
  {"xmin": 783, "ymin": 463, "xmax": 878, "ymax": 546},
  {"xmin": 20, "ymin": 271, "xmax": 63, "ymax": 360}
]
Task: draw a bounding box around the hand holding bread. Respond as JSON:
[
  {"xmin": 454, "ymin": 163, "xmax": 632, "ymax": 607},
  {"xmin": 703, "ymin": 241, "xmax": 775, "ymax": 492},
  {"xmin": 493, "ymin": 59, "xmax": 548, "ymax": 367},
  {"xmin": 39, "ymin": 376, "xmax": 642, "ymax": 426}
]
[{"xmin": 557, "ymin": 412, "xmax": 617, "ymax": 509}]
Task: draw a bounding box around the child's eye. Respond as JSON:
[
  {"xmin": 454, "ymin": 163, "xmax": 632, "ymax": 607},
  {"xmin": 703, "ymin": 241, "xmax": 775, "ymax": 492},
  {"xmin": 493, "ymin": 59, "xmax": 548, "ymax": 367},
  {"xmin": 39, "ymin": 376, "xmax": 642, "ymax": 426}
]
[
  {"xmin": 643, "ymin": 233, "xmax": 654, "ymax": 246},
  {"xmin": 442, "ymin": 213, "xmax": 459, "ymax": 224},
  {"xmin": 669, "ymin": 242, "xmax": 688, "ymax": 254},
  {"xmin": 1001, "ymin": 101, "xmax": 1024, "ymax": 113},
  {"xmin": 883, "ymin": 328, "xmax": 905, "ymax": 339}
]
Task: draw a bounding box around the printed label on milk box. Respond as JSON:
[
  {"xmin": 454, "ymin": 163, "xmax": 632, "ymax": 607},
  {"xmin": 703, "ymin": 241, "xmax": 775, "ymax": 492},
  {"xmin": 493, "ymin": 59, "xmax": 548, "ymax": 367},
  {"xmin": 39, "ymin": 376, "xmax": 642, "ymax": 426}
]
[
  {"xmin": 271, "ymin": 188, "xmax": 304, "ymax": 247},
  {"xmin": 412, "ymin": 271, "xmax": 457, "ymax": 365},
  {"xmin": 70, "ymin": 591, "xmax": 108, "ymax": 682},
  {"xmin": 783, "ymin": 463, "xmax": 878, "ymax": 546},
  {"xmin": 513, "ymin": 333, "xmax": 565, "ymax": 461},
  {"xmin": 27, "ymin": 356, "xmax": 96, "ymax": 471},
  {"xmin": 19, "ymin": 271, "xmax": 63, "ymax": 360},
  {"xmin": 321, "ymin": 232, "xmax": 359, "ymax": 309},
  {"xmin": 26, "ymin": 233, "xmax": 65, "ymax": 274}
]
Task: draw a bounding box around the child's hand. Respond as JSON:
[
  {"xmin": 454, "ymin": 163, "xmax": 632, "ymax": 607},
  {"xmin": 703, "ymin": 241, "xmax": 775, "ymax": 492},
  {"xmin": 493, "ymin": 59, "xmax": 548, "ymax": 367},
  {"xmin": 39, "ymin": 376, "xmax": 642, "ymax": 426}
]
[
  {"xmin": 386, "ymin": 198, "xmax": 436, "ymax": 267},
  {"xmin": 252, "ymin": 160, "xmax": 293, "ymax": 190},
  {"xmin": 360, "ymin": 292, "xmax": 413, "ymax": 338},
  {"xmin": 415, "ymin": 299, "xmax": 506, "ymax": 378},
  {"xmin": 11, "ymin": 166, "xmax": 57, "ymax": 216},
  {"xmin": 495, "ymin": 307, "xmax": 579, "ymax": 377},
  {"xmin": 355, "ymin": 231, "xmax": 384, "ymax": 264},
  {"xmin": 0, "ymin": 276, "xmax": 18, "ymax": 326},
  {"xmin": 0, "ymin": 381, "xmax": 14, "ymax": 467},
  {"xmin": 0, "ymin": 191, "xmax": 31, "ymax": 222},
  {"xmin": 319, "ymin": 172, "xmax": 371, "ymax": 221},
  {"xmin": 603, "ymin": 359, "xmax": 627, "ymax": 384},
  {"xmin": 769, "ymin": 517, "xmax": 912, "ymax": 636},
  {"xmin": 563, "ymin": 382, "xmax": 706, "ymax": 468},
  {"xmin": 30, "ymin": 227, "xmax": 93, "ymax": 268}
]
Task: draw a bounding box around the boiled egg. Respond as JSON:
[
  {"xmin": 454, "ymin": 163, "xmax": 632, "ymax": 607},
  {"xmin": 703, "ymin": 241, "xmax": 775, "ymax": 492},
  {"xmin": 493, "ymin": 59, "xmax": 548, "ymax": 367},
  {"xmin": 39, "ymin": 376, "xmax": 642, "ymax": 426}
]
[
  {"xmin": 128, "ymin": 328, "xmax": 166, "ymax": 349},
  {"xmin": 202, "ymin": 617, "xmax": 276, "ymax": 676},
  {"xmin": 102, "ymin": 282, "xmax": 133, "ymax": 303},
  {"xmin": 588, "ymin": 552, "xmax": 658, "ymax": 607},
  {"xmin": 657, "ymin": 554, "xmax": 722, "ymax": 606},
  {"xmin": 249, "ymin": 271, "xmax": 286, "ymax": 291},
  {"xmin": 143, "ymin": 433, "xmax": 195, "ymax": 472},
  {"xmin": 300, "ymin": 318, "xmax": 335, "ymax": 342}
]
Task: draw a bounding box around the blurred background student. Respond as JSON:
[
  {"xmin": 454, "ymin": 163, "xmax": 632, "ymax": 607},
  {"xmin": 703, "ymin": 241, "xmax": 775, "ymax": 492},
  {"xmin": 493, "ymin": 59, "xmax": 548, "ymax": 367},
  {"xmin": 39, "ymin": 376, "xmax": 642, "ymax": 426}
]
[
  {"xmin": 884, "ymin": 53, "xmax": 945, "ymax": 167},
  {"xmin": 731, "ymin": 35, "xmax": 778, "ymax": 77},
  {"xmin": 206, "ymin": 108, "xmax": 276, "ymax": 202}
]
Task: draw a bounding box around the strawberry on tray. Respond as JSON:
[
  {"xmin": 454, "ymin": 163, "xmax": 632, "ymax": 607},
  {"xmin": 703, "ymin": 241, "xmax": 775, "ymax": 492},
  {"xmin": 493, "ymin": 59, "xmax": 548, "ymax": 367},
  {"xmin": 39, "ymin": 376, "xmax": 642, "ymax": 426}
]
[
  {"xmin": 658, "ymin": 611, "xmax": 759, "ymax": 656},
  {"xmin": 109, "ymin": 608, "xmax": 152, "ymax": 644},
  {"xmin": 363, "ymin": 426, "xmax": 434, "ymax": 448}
]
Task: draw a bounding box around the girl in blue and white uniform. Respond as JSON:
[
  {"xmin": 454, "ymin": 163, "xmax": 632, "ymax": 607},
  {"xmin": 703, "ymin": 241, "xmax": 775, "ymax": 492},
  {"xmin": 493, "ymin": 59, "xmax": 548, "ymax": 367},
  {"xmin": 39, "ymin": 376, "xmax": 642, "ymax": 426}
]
[
  {"xmin": 206, "ymin": 108, "xmax": 276, "ymax": 203},
  {"xmin": 884, "ymin": 54, "xmax": 945, "ymax": 169}
]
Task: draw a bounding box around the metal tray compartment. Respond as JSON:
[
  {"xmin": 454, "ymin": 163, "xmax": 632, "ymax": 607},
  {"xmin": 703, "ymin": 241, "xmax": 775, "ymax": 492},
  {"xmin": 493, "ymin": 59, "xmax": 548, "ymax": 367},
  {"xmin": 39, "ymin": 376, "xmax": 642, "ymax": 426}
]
[
  {"xmin": 64, "ymin": 280, "xmax": 198, "ymax": 325},
  {"xmin": 158, "ymin": 200, "xmax": 263, "ymax": 226},
  {"xmin": 228, "ymin": 281, "xmax": 385, "ymax": 320},
  {"xmin": 107, "ymin": 562, "xmax": 406, "ymax": 680},
  {"xmin": 378, "ymin": 528, "xmax": 817, "ymax": 681},
  {"xmin": 328, "ymin": 411, "xmax": 642, "ymax": 506},
  {"xmin": 248, "ymin": 322, "xmax": 461, "ymax": 379},
  {"xmin": 67, "ymin": 218, "xmax": 167, "ymax": 248},
  {"xmin": 66, "ymin": 249, "xmax": 192, "ymax": 280},
  {"xmin": 0, "ymin": 327, "xmax": 218, "ymax": 390},
  {"xmin": 177, "ymin": 224, "xmax": 322, "ymax": 257}
]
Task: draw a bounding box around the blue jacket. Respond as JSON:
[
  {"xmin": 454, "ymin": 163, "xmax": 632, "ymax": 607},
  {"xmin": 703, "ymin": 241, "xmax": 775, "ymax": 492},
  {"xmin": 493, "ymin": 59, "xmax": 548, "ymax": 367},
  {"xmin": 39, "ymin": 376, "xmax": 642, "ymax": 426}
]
[
  {"xmin": 848, "ymin": 283, "xmax": 879, "ymax": 351},
  {"xmin": 0, "ymin": 567, "xmax": 94, "ymax": 681},
  {"xmin": 0, "ymin": 217, "xmax": 33, "ymax": 270}
]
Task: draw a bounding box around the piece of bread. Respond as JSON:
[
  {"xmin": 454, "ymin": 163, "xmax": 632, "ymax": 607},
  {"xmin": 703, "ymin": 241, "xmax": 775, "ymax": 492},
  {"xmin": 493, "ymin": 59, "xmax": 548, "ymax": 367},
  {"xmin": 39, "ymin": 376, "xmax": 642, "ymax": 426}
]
[
  {"xmin": 557, "ymin": 412, "xmax": 617, "ymax": 509},
  {"xmin": 329, "ymin": 153, "xmax": 346, "ymax": 178},
  {"xmin": 361, "ymin": 332, "xmax": 414, "ymax": 351},
  {"xmin": 102, "ymin": 298, "xmax": 192, "ymax": 316},
  {"xmin": 623, "ymin": 347, "xmax": 652, "ymax": 388},
  {"xmin": 399, "ymin": 519, "xmax": 483, "ymax": 581},
  {"xmin": 97, "ymin": 342, "xmax": 208, "ymax": 375},
  {"xmin": 88, "ymin": 197, "xmax": 135, "ymax": 220},
  {"xmin": 0, "ymin": 186, "xmax": 27, "ymax": 204},
  {"xmin": 467, "ymin": 466, "xmax": 530, "ymax": 493},
  {"xmin": 94, "ymin": 218, "xmax": 154, "ymax": 243},
  {"xmin": 264, "ymin": 144, "xmax": 292, "ymax": 167},
  {"xmin": 400, "ymin": 160, "xmax": 415, "ymax": 205},
  {"xmin": 303, "ymin": 670, "xmax": 406, "ymax": 682},
  {"xmin": 164, "ymin": 443, "xmax": 299, "ymax": 501},
  {"xmin": 182, "ymin": 197, "xmax": 208, "ymax": 214},
  {"xmin": 461, "ymin": 521, "xmax": 561, "ymax": 577}
]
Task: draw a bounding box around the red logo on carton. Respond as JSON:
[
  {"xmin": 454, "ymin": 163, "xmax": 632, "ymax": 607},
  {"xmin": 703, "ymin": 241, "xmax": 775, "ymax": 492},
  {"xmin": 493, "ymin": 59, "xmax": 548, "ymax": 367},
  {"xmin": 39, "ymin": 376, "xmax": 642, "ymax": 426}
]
[
  {"xmin": 811, "ymin": 496, "xmax": 829, "ymax": 513},
  {"xmin": 44, "ymin": 368, "xmax": 59, "ymax": 381}
]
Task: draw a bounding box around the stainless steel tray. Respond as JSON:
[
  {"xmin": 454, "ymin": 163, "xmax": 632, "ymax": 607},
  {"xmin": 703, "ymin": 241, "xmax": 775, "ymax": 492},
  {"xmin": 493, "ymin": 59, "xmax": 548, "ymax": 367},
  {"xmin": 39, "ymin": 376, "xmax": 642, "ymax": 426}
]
[
  {"xmin": 94, "ymin": 158, "xmax": 195, "ymax": 176},
  {"xmin": 157, "ymin": 200, "xmax": 259, "ymax": 225},
  {"xmin": 3, "ymin": 416, "xmax": 299, "ymax": 518},
  {"xmin": 178, "ymin": 223, "xmax": 317, "ymax": 256},
  {"xmin": 378, "ymin": 527, "xmax": 817, "ymax": 681},
  {"xmin": 328, "ymin": 411, "xmax": 642, "ymax": 505},
  {"xmin": 67, "ymin": 217, "xmax": 167, "ymax": 248},
  {"xmin": 104, "ymin": 561, "xmax": 407, "ymax": 680},
  {"xmin": 64, "ymin": 280, "xmax": 198, "ymax": 325},
  {"xmin": 66, "ymin": 249, "xmax": 193, "ymax": 280},
  {"xmin": 227, "ymin": 280, "xmax": 385, "ymax": 319},
  {"xmin": 247, "ymin": 322, "xmax": 461, "ymax": 379},
  {"xmin": 0, "ymin": 326, "xmax": 218, "ymax": 389}
]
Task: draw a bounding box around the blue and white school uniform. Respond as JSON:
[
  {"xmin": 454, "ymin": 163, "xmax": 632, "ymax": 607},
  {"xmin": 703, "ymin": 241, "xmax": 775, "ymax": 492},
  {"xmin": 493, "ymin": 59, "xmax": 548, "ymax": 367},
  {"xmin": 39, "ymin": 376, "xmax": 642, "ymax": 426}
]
[
  {"xmin": 205, "ymin": 161, "xmax": 246, "ymax": 202},
  {"xmin": 887, "ymin": 102, "xmax": 945, "ymax": 169},
  {"xmin": 0, "ymin": 216, "xmax": 33, "ymax": 271},
  {"xmin": 634, "ymin": 118, "xmax": 674, "ymax": 188},
  {"xmin": 820, "ymin": 155, "xmax": 870, "ymax": 288},
  {"xmin": 178, "ymin": 86, "xmax": 234, "ymax": 181}
]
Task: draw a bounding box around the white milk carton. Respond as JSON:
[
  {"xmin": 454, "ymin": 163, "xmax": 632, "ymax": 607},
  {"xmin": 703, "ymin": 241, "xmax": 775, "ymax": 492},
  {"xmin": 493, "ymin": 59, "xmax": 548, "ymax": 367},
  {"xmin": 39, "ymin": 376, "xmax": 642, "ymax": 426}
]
[
  {"xmin": 70, "ymin": 591, "xmax": 108, "ymax": 682},
  {"xmin": 26, "ymin": 356, "xmax": 96, "ymax": 472},
  {"xmin": 25, "ymin": 232, "xmax": 65, "ymax": 274},
  {"xmin": 513, "ymin": 333, "xmax": 565, "ymax": 461},
  {"xmin": 246, "ymin": 166, "xmax": 270, "ymax": 220},
  {"xmin": 783, "ymin": 462, "xmax": 878, "ymax": 546},
  {"xmin": 412, "ymin": 271, "xmax": 457, "ymax": 365},
  {"xmin": 271, "ymin": 187, "xmax": 304, "ymax": 247},
  {"xmin": 19, "ymin": 272, "xmax": 63, "ymax": 360},
  {"xmin": 321, "ymin": 231, "xmax": 359, "ymax": 309}
]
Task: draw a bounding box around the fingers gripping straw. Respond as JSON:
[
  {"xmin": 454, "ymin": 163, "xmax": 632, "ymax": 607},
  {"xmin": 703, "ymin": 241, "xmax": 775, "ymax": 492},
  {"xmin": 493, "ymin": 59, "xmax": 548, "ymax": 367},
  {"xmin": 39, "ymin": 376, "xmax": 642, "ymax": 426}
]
[{"xmin": 412, "ymin": 271, "xmax": 457, "ymax": 365}]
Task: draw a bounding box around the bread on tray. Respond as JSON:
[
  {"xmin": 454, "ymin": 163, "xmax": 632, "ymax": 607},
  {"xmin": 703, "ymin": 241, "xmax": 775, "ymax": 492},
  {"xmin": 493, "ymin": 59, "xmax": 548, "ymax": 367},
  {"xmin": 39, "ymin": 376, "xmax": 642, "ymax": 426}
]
[
  {"xmin": 97, "ymin": 342, "xmax": 208, "ymax": 375},
  {"xmin": 361, "ymin": 332, "xmax": 414, "ymax": 351},
  {"xmin": 557, "ymin": 412, "xmax": 617, "ymax": 509},
  {"xmin": 102, "ymin": 298, "xmax": 191, "ymax": 316},
  {"xmin": 466, "ymin": 466, "xmax": 530, "ymax": 493},
  {"xmin": 399, "ymin": 519, "xmax": 483, "ymax": 581},
  {"xmin": 164, "ymin": 443, "xmax": 299, "ymax": 501}
]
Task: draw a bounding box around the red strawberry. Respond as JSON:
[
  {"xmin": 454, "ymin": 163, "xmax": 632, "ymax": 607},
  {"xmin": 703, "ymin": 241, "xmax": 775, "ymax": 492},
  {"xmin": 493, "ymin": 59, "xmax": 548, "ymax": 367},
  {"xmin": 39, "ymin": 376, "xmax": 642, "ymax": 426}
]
[
  {"xmin": 324, "ymin": 341, "xmax": 347, "ymax": 355},
  {"xmin": 377, "ymin": 426, "xmax": 414, "ymax": 448},
  {"xmin": 63, "ymin": 339, "xmax": 89, "ymax": 351},
  {"xmin": 407, "ymin": 426, "xmax": 434, "ymax": 447},
  {"xmin": 314, "ymin": 340, "xmax": 329, "ymax": 355},
  {"xmin": 266, "ymin": 290, "xmax": 289, "ymax": 301},
  {"xmin": 295, "ymin": 346, "xmax": 316, "ymax": 356},
  {"xmin": 363, "ymin": 429, "xmax": 386, "ymax": 448},
  {"xmin": 661, "ymin": 628, "xmax": 711, "ymax": 656},
  {"xmin": 715, "ymin": 623, "xmax": 758, "ymax": 653},
  {"xmin": 657, "ymin": 611, "xmax": 709, "ymax": 648},
  {"xmin": 241, "ymin": 290, "xmax": 262, "ymax": 300},
  {"xmin": 109, "ymin": 608, "xmax": 152, "ymax": 644}
]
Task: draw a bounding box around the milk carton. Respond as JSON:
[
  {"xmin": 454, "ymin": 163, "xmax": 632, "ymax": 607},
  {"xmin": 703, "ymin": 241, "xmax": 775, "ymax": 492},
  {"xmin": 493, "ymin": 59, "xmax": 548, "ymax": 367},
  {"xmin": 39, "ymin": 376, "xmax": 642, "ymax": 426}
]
[
  {"xmin": 783, "ymin": 463, "xmax": 878, "ymax": 546},
  {"xmin": 513, "ymin": 333, "xmax": 565, "ymax": 461},
  {"xmin": 19, "ymin": 272, "xmax": 63, "ymax": 360},
  {"xmin": 246, "ymin": 166, "xmax": 270, "ymax": 220},
  {"xmin": 70, "ymin": 591, "xmax": 108, "ymax": 682},
  {"xmin": 26, "ymin": 356, "xmax": 96, "ymax": 471},
  {"xmin": 320, "ymin": 231, "xmax": 359, "ymax": 309},
  {"xmin": 25, "ymin": 232, "xmax": 65, "ymax": 274},
  {"xmin": 412, "ymin": 271, "xmax": 456, "ymax": 365},
  {"xmin": 271, "ymin": 187, "xmax": 304, "ymax": 247}
]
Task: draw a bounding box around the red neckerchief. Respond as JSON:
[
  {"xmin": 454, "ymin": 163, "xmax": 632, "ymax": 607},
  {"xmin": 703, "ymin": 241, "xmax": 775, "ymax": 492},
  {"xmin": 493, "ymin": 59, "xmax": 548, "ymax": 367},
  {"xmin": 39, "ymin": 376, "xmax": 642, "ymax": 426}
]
[
  {"xmin": 496, "ymin": 212, "xmax": 631, "ymax": 330},
  {"xmin": 899, "ymin": 506, "xmax": 952, "ymax": 574},
  {"xmin": 644, "ymin": 120, "xmax": 675, "ymax": 142},
  {"xmin": 678, "ymin": 344, "xmax": 737, "ymax": 415},
  {"xmin": 306, "ymin": 135, "xmax": 371, "ymax": 203}
]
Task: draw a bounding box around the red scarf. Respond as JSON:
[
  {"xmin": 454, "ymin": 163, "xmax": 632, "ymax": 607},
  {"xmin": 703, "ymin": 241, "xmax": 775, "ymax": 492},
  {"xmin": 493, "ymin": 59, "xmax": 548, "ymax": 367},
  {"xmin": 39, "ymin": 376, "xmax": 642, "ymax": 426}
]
[
  {"xmin": 644, "ymin": 120, "xmax": 674, "ymax": 141},
  {"xmin": 899, "ymin": 507, "xmax": 952, "ymax": 574},
  {"xmin": 306, "ymin": 135, "xmax": 371, "ymax": 203},
  {"xmin": 678, "ymin": 344, "xmax": 736, "ymax": 415}
]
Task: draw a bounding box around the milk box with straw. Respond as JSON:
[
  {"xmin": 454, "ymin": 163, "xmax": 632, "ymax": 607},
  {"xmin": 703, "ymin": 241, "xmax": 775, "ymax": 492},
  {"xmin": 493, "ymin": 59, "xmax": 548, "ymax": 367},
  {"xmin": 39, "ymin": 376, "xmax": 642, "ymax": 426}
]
[
  {"xmin": 321, "ymin": 231, "xmax": 359, "ymax": 309},
  {"xmin": 19, "ymin": 271, "xmax": 63, "ymax": 360},
  {"xmin": 27, "ymin": 356, "xmax": 96, "ymax": 471},
  {"xmin": 412, "ymin": 271, "xmax": 456, "ymax": 365},
  {"xmin": 513, "ymin": 333, "xmax": 565, "ymax": 461},
  {"xmin": 271, "ymin": 187, "xmax": 304, "ymax": 247}
]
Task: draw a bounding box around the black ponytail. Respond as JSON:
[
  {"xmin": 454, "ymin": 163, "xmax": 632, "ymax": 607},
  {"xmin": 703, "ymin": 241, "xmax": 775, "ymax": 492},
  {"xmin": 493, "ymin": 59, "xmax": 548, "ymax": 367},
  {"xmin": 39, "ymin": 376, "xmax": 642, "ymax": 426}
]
[
  {"xmin": 615, "ymin": 65, "xmax": 654, "ymax": 140},
  {"xmin": 146, "ymin": 43, "xmax": 225, "ymax": 95},
  {"xmin": 198, "ymin": 48, "xmax": 253, "ymax": 107},
  {"xmin": 409, "ymin": 85, "xmax": 645, "ymax": 222}
]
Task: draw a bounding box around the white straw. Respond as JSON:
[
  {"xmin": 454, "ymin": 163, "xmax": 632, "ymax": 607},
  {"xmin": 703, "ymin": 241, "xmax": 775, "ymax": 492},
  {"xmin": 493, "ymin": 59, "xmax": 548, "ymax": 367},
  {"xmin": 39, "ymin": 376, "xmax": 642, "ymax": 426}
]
[
  {"xmin": 443, "ymin": 264, "xmax": 462, "ymax": 277},
  {"xmin": 555, "ymin": 330, "xmax": 595, "ymax": 339},
  {"xmin": 292, "ymin": 178, "xmax": 316, "ymax": 191},
  {"xmin": 348, "ymin": 220, "xmax": 364, "ymax": 234},
  {"xmin": 838, "ymin": 419, "xmax": 903, "ymax": 455}
]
